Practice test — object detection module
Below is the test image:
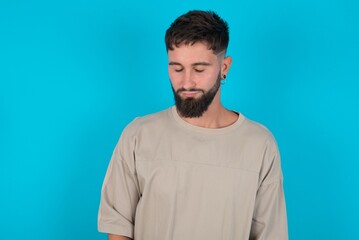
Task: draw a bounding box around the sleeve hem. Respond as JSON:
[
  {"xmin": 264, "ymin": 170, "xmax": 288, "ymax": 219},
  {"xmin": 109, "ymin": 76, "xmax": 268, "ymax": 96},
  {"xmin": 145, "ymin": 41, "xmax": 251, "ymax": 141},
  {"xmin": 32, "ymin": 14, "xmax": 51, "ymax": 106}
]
[{"xmin": 98, "ymin": 224, "xmax": 133, "ymax": 239}]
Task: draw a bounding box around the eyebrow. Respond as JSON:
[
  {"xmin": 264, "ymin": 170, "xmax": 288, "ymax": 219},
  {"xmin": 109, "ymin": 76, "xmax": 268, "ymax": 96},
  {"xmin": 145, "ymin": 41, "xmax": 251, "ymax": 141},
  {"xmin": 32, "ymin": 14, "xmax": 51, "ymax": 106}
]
[{"xmin": 168, "ymin": 61, "xmax": 212, "ymax": 67}]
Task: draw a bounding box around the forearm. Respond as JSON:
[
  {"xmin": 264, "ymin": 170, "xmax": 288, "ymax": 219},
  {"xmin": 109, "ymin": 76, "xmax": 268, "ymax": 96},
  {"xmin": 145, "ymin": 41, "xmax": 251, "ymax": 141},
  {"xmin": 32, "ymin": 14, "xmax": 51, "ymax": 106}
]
[{"xmin": 108, "ymin": 234, "xmax": 132, "ymax": 240}]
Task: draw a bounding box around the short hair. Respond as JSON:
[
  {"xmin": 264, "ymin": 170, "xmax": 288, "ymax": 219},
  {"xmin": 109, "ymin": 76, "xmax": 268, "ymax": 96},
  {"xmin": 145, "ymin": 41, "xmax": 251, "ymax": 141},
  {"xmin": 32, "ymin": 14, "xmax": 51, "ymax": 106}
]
[{"xmin": 165, "ymin": 10, "xmax": 229, "ymax": 54}]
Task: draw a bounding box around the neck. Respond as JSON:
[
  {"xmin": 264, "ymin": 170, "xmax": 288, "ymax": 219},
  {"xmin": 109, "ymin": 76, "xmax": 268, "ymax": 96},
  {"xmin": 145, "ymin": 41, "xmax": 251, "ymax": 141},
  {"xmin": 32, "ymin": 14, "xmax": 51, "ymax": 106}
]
[{"xmin": 178, "ymin": 94, "xmax": 238, "ymax": 129}]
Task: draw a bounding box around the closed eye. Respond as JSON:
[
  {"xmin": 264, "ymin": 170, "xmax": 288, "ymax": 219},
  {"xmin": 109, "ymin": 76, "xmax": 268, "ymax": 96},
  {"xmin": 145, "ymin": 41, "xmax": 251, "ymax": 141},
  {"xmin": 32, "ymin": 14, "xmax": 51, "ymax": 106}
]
[{"xmin": 194, "ymin": 69, "xmax": 205, "ymax": 73}]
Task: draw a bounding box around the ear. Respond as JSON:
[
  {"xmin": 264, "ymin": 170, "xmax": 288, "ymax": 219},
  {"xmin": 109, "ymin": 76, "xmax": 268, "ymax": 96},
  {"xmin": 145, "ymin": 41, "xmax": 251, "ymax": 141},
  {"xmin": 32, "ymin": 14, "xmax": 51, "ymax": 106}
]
[{"xmin": 221, "ymin": 56, "xmax": 232, "ymax": 76}]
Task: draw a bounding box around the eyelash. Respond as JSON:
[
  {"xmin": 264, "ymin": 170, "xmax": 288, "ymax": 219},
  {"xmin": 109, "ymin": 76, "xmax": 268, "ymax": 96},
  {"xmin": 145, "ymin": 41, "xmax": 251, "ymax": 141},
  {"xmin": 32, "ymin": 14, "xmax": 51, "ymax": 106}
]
[{"xmin": 174, "ymin": 69, "xmax": 204, "ymax": 73}]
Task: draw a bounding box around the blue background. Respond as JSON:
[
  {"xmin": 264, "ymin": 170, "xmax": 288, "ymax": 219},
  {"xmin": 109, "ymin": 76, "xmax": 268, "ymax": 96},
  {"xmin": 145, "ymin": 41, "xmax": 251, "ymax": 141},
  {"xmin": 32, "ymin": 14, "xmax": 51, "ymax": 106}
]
[{"xmin": 1, "ymin": 0, "xmax": 358, "ymax": 239}]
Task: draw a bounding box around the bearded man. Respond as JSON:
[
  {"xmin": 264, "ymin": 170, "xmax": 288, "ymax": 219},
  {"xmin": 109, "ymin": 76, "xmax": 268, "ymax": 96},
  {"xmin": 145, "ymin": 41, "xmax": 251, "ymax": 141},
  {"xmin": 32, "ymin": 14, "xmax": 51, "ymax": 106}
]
[{"xmin": 98, "ymin": 10, "xmax": 288, "ymax": 240}]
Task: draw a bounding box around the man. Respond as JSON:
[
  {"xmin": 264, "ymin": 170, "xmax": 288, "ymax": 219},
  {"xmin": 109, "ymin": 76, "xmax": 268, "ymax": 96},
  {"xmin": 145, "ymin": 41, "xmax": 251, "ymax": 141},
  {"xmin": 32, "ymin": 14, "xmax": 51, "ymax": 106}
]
[{"xmin": 98, "ymin": 10, "xmax": 288, "ymax": 240}]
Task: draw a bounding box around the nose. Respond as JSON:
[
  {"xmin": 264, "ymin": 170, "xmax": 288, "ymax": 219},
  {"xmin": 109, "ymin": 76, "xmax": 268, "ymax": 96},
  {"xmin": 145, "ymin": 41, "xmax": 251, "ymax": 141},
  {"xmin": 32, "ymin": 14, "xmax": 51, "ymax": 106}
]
[{"xmin": 182, "ymin": 71, "xmax": 196, "ymax": 90}]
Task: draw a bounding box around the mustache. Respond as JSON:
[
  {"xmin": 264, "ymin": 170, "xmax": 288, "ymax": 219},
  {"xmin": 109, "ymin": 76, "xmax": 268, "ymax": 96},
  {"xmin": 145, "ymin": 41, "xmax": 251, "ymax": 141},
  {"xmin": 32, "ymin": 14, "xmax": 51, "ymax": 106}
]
[{"xmin": 176, "ymin": 88, "xmax": 205, "ymax": 94}]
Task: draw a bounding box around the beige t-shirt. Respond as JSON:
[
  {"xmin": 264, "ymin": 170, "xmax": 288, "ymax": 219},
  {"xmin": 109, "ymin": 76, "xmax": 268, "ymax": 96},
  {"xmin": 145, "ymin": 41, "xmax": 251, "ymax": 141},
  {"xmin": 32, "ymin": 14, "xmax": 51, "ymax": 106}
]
[{"xmin": 98, "ymin": 107, "xmax": 288, "ymax": 240}]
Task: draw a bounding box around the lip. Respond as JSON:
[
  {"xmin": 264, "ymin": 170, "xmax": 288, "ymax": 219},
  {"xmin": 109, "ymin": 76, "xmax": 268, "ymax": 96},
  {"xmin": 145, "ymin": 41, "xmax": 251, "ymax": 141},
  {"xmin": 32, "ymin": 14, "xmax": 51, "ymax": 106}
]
[{"xmin": 180, "ymin": 91, "xmax": 201, "ymax": 98}]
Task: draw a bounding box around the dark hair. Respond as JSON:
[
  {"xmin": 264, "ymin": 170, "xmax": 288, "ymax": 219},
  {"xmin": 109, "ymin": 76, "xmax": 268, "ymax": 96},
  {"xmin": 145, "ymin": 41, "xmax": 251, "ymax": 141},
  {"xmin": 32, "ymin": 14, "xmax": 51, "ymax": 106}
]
[{"xmin": 165, "ymin": 10, "xmax": 229, "ymax": 54}]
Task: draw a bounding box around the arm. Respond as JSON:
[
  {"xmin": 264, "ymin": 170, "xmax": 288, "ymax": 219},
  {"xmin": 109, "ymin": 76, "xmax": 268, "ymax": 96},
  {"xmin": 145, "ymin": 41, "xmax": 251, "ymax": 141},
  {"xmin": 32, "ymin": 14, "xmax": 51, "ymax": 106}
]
[
  {"xmin": 249, "ymin": 138, "xmax": 288, "ymax": 240},
  {"xmin": 98, "ymin": 122, "xmax": 141, "ymax": 239},
  {"xmin": 108, "ymin": 233, "xmax": 132, "ymax": 240},
  {"xmin": 249, "ymin": 179, "xmax": 288, "ymax": 239}
]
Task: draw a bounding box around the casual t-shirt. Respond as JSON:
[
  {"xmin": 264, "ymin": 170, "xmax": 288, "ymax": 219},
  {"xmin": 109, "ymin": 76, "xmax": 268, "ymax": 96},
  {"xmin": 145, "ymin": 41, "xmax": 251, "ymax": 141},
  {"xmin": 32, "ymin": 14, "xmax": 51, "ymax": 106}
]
[{"xmin": 98, "ymin": 106, "xmax": 288, "ymax": 240}]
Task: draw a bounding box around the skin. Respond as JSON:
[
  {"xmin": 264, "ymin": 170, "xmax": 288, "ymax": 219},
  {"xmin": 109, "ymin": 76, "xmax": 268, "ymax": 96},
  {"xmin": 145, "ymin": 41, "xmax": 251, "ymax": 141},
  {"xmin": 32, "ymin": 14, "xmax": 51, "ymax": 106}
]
[
  {"xmin": 168, "ymin": 42, "xmax": 237, "ymax": 128},
  {"xmin": 108, "ymin": 234, "xmax": 131, "ymax": 240}
]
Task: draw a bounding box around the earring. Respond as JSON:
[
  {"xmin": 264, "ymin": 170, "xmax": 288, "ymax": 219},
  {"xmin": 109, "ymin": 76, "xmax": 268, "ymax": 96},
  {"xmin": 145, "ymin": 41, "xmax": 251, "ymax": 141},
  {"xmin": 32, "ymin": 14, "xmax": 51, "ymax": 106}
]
[{"xmin": 221, "ymin": 74, "xmax": 227, "ymax": 85}]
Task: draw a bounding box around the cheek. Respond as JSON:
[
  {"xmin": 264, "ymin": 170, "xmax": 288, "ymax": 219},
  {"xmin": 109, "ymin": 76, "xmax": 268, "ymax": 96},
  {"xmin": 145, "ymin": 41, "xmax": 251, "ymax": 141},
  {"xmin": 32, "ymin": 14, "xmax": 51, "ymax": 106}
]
[
  {"xmin": 168, "ymin": 71, "xmax": 181, "ymax": 87},
  {"xmin": 202, "ymin": 72, "xmax": 219, "ymax": 87}
]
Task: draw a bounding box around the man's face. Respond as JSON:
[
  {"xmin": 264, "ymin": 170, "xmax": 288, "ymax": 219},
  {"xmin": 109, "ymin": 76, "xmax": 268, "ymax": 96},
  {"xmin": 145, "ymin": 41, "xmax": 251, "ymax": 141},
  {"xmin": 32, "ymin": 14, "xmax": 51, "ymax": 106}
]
[{"xmin": 168, "ymin": 43, "xmax": 224, "ymax": 118}]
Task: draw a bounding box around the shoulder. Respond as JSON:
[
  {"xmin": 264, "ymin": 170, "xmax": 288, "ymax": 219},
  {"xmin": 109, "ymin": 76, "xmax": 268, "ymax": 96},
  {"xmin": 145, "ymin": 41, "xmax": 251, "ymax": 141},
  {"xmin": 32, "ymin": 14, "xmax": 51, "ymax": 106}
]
[
  {"xmin": 121, "ymin": 107, "xmax": 172, "ymax": 137},
  {"xmin": 239, "ymin": 115, "xmax": 277, "ymax": 146},
  {"xmin": 239, "ymin": 116, "xmax": 283, "ymax": 184}
]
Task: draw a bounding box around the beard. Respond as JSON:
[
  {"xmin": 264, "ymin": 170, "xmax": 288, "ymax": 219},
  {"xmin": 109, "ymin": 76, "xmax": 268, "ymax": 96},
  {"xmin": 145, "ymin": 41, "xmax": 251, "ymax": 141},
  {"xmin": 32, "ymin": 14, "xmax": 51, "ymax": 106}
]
[{"xmin": 172, "ymin": 73, "xmax": 221, "ymax": 118}]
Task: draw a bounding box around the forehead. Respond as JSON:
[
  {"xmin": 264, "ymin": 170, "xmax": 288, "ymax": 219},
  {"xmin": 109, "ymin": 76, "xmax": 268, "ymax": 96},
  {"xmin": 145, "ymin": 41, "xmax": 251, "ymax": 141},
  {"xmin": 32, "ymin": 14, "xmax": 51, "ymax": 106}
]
[{"xmin": 167, "ymin": 42, "xmax": 217, "ymax": 64}]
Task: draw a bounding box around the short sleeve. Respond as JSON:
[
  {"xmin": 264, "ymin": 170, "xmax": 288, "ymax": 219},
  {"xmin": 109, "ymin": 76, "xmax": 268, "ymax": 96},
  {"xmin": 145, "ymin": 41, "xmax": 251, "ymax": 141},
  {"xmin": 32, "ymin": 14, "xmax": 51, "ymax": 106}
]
[
  {"xmin": 98, "ymin": 122, "xmax": 141, "ymax": 238},
  {"xmin": 249, "ymin": 137, "xmax": 288, "ymax": 240}
]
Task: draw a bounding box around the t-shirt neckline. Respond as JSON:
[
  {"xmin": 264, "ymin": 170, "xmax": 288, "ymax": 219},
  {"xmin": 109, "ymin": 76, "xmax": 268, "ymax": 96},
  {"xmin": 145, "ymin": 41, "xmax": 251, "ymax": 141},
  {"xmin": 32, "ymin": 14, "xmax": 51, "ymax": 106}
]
[{"xmin": 170, "ymin": 106, "xmax": 245, "ymax": 135}]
